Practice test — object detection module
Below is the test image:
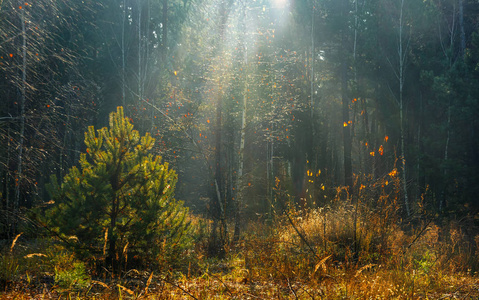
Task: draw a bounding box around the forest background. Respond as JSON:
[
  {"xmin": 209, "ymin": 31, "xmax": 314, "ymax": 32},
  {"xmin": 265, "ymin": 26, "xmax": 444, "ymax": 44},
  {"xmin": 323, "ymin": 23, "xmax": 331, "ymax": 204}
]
[{"xmin": 1, "ymin": 0, "xmax": 479, "ymax": 298}]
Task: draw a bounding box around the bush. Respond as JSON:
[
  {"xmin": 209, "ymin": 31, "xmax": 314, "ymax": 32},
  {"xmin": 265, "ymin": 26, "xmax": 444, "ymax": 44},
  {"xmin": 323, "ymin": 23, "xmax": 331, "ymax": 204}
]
[
  {"xmin": 46, "ymin": 107, "xmax": 193, "ymax": 272},
  {"xmin": 53, "ymin": 251, "xmax": 90, "ymax": 291},
  {"xmin": 273, "ymin": 169, "xmax": 403, "ymax": 268}
]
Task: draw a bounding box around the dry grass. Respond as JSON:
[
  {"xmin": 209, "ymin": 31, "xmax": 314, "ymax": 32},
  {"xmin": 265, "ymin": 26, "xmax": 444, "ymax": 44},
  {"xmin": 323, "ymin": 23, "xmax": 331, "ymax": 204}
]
[
  {"xmin": 1, "ymin": 222, "xmax": 478, "ymax": 299},
  {"xmin": 1, "ymin": 173, "xmax": 478, "ymax": 299}
]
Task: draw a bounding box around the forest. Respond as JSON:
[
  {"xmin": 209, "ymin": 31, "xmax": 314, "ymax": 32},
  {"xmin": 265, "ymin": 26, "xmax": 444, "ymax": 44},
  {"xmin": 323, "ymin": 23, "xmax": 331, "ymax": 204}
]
[{"xmin": 1, "ymin": 0, "xmax": 479, "ymax": 298}]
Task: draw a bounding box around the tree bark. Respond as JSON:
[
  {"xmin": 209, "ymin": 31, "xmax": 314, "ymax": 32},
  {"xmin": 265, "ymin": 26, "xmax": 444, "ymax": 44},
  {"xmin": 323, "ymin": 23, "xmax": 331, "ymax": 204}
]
[
  {"xmin": 121, "ymin": 0, "xmax": 126, "ymax": 108},
  {"xmin": 340, "ymin": 0, "xmax": 352, "ymax": 189},
  {"xmin": 210, "ymin": 0, "xmax": 229, "ymax": 256},
  {"xmin": 233, "ymin": 1, "xmax": 248, "ymax": 243},
  {"xmin": 14, "ymin": 3, "xmax": 27, "ymax": 233},
  {"xmin": 459, "ymin": 0, "xmax": 465, "ymax": 57},
  {"xmin": 398, "ymin": 0, "xmax": 410, "ymax": 216},
  {"xmin": 138, "ymin": 0, "xmax": 143, "ymax": 104},
  {"xmin": 162, "ymin": 0, "xmax": 168, "ymax": 62},
  {"xmin": 341, "ymin": 60, "xmax": 352, "ymax": 188}
]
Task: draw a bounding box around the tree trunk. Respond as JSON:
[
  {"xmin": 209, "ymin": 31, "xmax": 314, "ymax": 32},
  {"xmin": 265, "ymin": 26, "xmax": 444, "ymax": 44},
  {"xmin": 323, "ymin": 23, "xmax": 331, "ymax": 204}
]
[
  {"xmin": 341, "ymin": 0, "xmax": 352, "ymax": 189},
  {"xmin": 210, "ymin": 0, "xmax": 229, "ymax": 256},
  {"xmin": 233, "ymin": 1, "xmax": 248, "ymax": 243},
  {"xmin": 399, "ymin": 0, "xmax": 410, "ymax": 216},
  {"xmin": 108, "ymin": 207, "xmax": 117, "ymax": 272},
  {"xmin": 440, "ymin": 100, "xmax": 451, "ymax": 211},
  {"xmin": 311, "ymin": 4, "xmax": 316, "ymax": 158},
  {"xmin": 162, "ymin": 0, "xmax": 168, "ymax": 62},
  {"xmin": 121, "ymin": 0, "xmax": 126, "ymax": 108},
  {"xmin": 14, "ymin": 4, "xmax": 27, "ymax": 233},
  {"xmin": 309, "ymin": 2, "xmax": 316, "ymax": 207},
  {"xmin": 341, "ymin": 60, "xmax": 352, "ymax": 189},
  {"xmin": 138, "ymin": 0, "xmax": 143, "ymax": 104},
  {"xmin": 5, "ymin": 127, "xmax": 12, "ymax": 238},
  {"xmin": 459, "ymin": 0, "xmax": 465, "ymax": 57},
  {"xmin": 213, "ymin": 69, "xmax": 224, "ymax": 255}
]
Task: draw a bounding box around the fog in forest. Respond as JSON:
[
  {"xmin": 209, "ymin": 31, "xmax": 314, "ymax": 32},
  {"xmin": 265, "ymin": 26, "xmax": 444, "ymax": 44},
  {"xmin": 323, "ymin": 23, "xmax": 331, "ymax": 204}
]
[{"xmin": 1, "ymin": 0, "xmax": 478, "ymax": 298}]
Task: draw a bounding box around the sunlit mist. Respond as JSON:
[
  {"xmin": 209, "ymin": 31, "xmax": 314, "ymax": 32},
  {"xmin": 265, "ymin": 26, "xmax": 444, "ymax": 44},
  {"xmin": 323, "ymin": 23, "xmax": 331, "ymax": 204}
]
[{"xmin": 272, "ymin": 0, "xmax": 288, "ymax": 9}]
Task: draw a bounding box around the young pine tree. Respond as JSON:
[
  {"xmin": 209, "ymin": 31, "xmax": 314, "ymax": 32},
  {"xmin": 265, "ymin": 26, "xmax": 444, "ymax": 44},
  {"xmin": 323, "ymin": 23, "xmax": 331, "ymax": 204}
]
[{"xmin": 47, "ymin": 107, "xmax": 191, "ymax": 271}]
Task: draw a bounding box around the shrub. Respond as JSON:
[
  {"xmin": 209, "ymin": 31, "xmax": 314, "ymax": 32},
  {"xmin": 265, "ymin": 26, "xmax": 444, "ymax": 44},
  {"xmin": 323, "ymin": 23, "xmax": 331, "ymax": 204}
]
[
  {"xmin": 46, "ymin": 107, "xmax": 192, "ymax": 272},
  {"xmin": 274, "ymin": 169, "xmax": 403, "ymax": 268},
  {"xmin": 53, "ymin": 252, "xmax": 90, "ymax": 291}
]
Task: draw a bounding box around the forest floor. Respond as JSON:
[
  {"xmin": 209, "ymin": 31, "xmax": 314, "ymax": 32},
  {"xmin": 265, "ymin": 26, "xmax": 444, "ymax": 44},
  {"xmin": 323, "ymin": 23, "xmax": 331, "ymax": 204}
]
[
  {"xmin": 2, "ymin": 207, "xmax": 479, "ymax": 299},
  {"xmin": 1, "ymin": 254, "xmax": 478, "ymax": 299}
]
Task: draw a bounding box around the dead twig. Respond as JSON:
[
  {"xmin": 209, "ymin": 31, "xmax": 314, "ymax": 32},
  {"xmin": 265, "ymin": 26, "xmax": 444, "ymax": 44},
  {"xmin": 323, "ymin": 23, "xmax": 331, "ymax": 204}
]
[
  {"xmin": 159, "ymin": 276, "xmax": 199, "ymax": 300},
  {"xmin": 402, "ymin": 219, "xmax": 433, "ymax": 256},
  {"xmin": 208, "ymin": 272, "xmax": 235, "ymax": 297},
  {"xmin": 286, "ymin": 277, "xmax": 298, "ymax": 300}
]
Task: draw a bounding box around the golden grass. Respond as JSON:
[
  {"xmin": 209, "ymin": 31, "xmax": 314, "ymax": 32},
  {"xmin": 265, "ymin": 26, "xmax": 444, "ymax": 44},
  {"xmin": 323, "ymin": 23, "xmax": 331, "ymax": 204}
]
[
  {"xmin": 1, "ymin": 178, "xmax": 478, "ymax": 299},
  {"xmin": 1, "ymin": 231, "xmax": 478, "ymax": 299}
]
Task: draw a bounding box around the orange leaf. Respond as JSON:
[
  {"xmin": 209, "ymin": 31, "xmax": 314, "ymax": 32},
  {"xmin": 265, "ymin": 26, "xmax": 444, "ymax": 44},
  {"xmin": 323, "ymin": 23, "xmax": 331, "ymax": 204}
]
[{"xmin": 388, "ymin": 169, "xmax": 398, "ymax": 177}]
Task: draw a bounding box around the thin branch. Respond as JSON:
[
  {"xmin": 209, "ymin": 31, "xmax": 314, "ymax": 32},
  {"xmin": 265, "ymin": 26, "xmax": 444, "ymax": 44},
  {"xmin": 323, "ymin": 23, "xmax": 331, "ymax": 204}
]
[
  {"xmin": 0, "ymin": 116, "xmax": 20, "ymax": 121},
  {"xmin": 287, "ymin": 277, "xmax": 299, "ymax": 300},
  {"xmin": 270, "ymin": 190, "xmax": 320, "ymax": 260},
  {"xmin": 159, "ymin": 276, "xmax": 199, "ymax": 300},
  {"xmin": 385, "ymin": 55, "xmax": 399, "ymax": 80},
  {"xmin": 402, "ymin": 27, "xmax": 412, "ymax": 67},
  {"xmin": 386, "ymin": 81, "xmax": 400, "ymax": 107},
  {"xmin": 208, "ymin": 272, "xmax": 235, "ymax": 297},
  {"xmin": 402, "ymin": 219, "xmax": 433, "ymax": 255}
]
